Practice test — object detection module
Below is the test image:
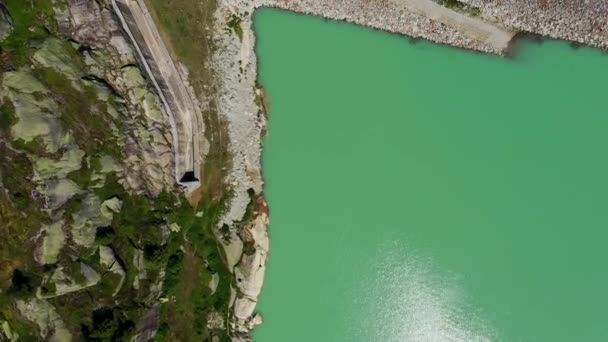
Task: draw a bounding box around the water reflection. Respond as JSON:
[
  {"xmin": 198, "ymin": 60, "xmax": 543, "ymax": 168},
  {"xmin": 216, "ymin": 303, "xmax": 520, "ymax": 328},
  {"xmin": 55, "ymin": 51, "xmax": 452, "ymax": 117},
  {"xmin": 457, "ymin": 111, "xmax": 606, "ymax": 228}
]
[{"xmin": 351, "ymin": 239, "xmax": 495, "ymax": 341}]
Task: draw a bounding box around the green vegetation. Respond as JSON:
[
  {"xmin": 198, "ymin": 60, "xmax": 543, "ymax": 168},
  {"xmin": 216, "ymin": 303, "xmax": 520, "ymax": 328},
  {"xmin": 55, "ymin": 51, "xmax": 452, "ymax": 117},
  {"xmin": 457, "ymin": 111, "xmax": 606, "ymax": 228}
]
[
  {"xmin": 42, "ymin": 174, "xmax": 215, "ymax": 340},
  {"xmin": 144, "ymin": 0, "xmax": 238, "ymax": 340},
  {"xmin": 144, "ymin": 0, "xmax": 217, "ymax": 94},
  {"xmin": 67, "ymin": 157, "xmax": 94, "ymax": 188},
  {"xmin": 237, "ymin": 189, "xmax": 260, "ymax": 256},
  {"xmin": 227, "ymin": 13, "xmax": 245, "ymax": 41},
  {"xmin": 11, "ymin": 136, "xmax": 48, "ymax": 156},
  {"xmin": 0, "ymin": 142, "xmax": 43, "ymax": 214},
  {"xmin": 0, "ymin": 98, "xmax": 16, "ymax": 132},
  {"xmin": 0, "ymin": 143, "xmax": 47, "ymax": 340},
  {"xmin": 438, "ymin": 0, "xmax": 464, "ymax": 8},
  {"xmin": 32, "ymin": 66, "xmax": 122, "ymax": 158},
  {"xmin": 1, "ymin": 0, "xmax": 238, "ymax": 340},
  {"xmin": 1, "ymin": 0, "xmax": 56, "ymax": 68},
  {"xmin": 437, "ymin": 0, "xmax": 481, "ymax": 16}
]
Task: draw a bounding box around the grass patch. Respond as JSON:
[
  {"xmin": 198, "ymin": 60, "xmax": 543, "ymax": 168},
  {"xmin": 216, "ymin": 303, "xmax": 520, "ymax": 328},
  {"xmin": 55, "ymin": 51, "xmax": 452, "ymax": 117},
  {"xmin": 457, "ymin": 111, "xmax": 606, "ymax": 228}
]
[
  {"xmin": 1, "ymin": 0, "xmax": 56, "ymax": 68},
  {"xmin": 226, "ymin": 13, "xmax": 245, "ymax": 41},
  {"xmin": 11, "ymin": 136, "xmax": 48, "ymax": 156},
  {"xmin": 143, "ymin": 0, "xmax": 236, "ymax": 340},
  {"xmin": 437, "ymin": 0, "xmax": 481, "ymax": 16},
  {"xmin": 67, "ymin": 155, "xmax": 101, "ymax": 189},
  {"xmin": 0, "ymin": 142, "xmax": 43, "ymax": 212},
  {"xmin": 47, "ymin": 175, "xmax": 204, "ymax": 339},
  {"xmin": 0, "ymin": 1, "xmax": 229, "ymax": 340},
  {"xmin": 0, "ymin": 143, "xmax": 48, "ymax": 339},
  {"xmin": 0, "ymin": 97, "xmax": 17, "ymax": 132},
  {"xmin": 144, "ymin": 0, "xmax": 217, "ymax": 94}
]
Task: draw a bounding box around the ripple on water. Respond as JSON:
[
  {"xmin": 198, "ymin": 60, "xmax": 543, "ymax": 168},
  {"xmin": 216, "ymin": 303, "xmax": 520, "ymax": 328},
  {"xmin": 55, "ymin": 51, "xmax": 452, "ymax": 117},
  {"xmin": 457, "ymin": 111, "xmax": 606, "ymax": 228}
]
[{"xmin": 348, "ymin": 239, "xmax": 495, "ymax": 342}]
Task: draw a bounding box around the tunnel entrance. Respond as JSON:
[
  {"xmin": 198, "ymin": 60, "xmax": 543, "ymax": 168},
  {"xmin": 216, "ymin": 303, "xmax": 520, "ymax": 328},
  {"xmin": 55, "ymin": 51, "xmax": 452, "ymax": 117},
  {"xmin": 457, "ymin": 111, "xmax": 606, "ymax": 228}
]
[{"xmin": 179, "ymin": 171, "xmax": 199, "ymax": 183}]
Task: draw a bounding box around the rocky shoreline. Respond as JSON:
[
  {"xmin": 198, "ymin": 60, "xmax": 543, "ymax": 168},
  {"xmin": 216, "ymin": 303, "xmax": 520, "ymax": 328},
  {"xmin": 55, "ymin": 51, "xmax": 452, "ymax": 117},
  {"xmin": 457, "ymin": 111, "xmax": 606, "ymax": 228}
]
[
  {"xmin": 208, "ymin": 0, "xmax": 607, "ymax": 340},
  {"xmin": 463, "ymin": 0, "xmax": 608, "ymax": 51}
]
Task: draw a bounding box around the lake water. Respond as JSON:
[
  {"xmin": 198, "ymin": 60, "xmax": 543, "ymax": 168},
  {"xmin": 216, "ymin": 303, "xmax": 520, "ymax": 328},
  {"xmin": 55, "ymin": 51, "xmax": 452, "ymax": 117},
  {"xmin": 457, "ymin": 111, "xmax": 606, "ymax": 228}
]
[{"xmin": 254, "ymin": 8, "xmax": 608, "ymax": 342}]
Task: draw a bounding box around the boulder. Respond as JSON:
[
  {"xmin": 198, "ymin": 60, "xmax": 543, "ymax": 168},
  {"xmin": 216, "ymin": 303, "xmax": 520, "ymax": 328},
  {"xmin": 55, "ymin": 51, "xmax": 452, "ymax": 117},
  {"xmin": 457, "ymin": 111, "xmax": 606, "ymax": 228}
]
[
  {"xmin": 32, "ymin": 38, "xmax": 81, "ymax": 80},
  {"xmin": 99, "ymin": 245, "xmax": 126, "ymax": 296},
  {"xmin": 90, "ymin": 154, "xmax": 121, "ymax": 188},
  {"xmin": 208, "ymin": 272, "xmax": 219, "ymax": 295},
  {"xmin": 1, "ymin": 320, "xmax": 17, "ymax": 341},
  {"xmin": 37, "ymin": 263, "xmax": 101, "ymax": 298},
  {"xmin": 44, "ymin": 179, "xmax": 81, "ymax": 209},
  {"xmin": 132, "ymin": 248, "xmax": 147, "ymax": 290},
  {"xmin": 15, "ymin": 299, "xmax": 72, "ymax": 341},
  {"xmin": 234, "ymin": 213, "xmax": 269, "ymax": 300},
  {"xmin": 221, "ymin": 230, "xmax": 243, "ymax": 271},
  {"xmin": 71, "ymin": 192, "xmax": 114, "ymax": 248},
  {"xmin": 67, "ymin": 0, "xmax": 110, "ymax": 46},
  {"xmin": 34, "ymin": 147, "xmax": 85, "ymax": 180},
  {"xmin": 34, "ymin": 220, "xmax": 66, "ymax": 265},
  {"xmin": 101, "ymin": 196, "xmax": 123, "ymax": 219},
  {"xmin": 1, "ymin": 71, "xmax": 68, "ymax": 153}
]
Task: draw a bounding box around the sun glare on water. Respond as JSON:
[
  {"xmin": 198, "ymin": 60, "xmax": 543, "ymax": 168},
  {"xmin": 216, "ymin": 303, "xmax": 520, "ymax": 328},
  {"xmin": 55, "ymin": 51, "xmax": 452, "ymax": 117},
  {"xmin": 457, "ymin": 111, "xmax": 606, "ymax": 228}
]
[{"xmin": 349, "ymin": 239, "xmax": 495, "ymax": 342}]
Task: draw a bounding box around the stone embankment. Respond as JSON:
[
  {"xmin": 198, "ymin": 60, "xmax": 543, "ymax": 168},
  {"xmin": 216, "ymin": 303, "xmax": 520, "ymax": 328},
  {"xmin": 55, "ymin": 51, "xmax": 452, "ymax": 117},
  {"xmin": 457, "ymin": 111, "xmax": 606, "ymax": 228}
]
[
  {"xmin": 261, "ymin": 0, "xmax": 514, "ymax": 53},
  {"xmin": 463, "ymin": 0, "xmax": 608, "ymax": 50}
]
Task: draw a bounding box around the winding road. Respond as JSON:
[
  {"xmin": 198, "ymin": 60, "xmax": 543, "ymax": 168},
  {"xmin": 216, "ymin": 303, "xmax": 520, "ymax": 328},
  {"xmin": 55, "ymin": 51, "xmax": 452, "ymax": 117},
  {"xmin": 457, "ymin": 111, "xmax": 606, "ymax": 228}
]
[{"xmin": 112, "ymin": 0, "xmax": 202, "ymax": 189}]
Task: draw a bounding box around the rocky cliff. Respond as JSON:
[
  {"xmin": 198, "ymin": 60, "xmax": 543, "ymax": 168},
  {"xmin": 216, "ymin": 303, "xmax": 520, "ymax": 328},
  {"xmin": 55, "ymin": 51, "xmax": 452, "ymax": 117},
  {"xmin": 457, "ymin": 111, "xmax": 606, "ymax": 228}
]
[{"xmin": 0, "ymin": 0, "xmax": 230, "ymax": 340}]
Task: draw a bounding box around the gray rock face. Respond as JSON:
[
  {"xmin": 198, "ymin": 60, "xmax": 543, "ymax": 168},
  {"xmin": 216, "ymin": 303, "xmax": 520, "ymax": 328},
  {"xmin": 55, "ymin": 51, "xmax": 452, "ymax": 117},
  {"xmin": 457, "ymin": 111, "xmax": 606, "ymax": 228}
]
[
  {"xmin": 33, "ymin": 38, "xmax": 82, "ymax": 80},
  {"xmin": 0, "ymin": 3, "xmax": 13, "ymax": 42},
  {"xmin": 34, "ymin": 221, "xmax": 67, "ymax": 265},
  {"xmin": 62, "ymin": 0, "xmax": 177, "ymax": 196},
  {"xmin": 37, "ymin": 263, "xmax": 101, "ymax": 299},
  {"xmin": 99, "ymin": 245, "xmax": 126, "ymax": 296},
  {"xmin": 67, "ymin": 0, "xmax": 111, "ymax": 46},
  {"xmin": 15, "ymin": 299, "xmax": 72, "ymax": 342},
  {"xmin": 71, "ymin": 192, "xmax": 115, "ymax": 248},
  {"xmin": 1, "ymin": 71, "xmax": 68, "ymax": 154}
]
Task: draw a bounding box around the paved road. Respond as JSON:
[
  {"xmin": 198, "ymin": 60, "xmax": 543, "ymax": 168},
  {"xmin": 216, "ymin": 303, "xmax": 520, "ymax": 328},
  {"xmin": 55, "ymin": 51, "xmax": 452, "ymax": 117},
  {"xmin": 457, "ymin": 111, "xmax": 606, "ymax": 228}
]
[{"xmin": 112, "ymin": 0, "xmax": 202, "ymax": 189}]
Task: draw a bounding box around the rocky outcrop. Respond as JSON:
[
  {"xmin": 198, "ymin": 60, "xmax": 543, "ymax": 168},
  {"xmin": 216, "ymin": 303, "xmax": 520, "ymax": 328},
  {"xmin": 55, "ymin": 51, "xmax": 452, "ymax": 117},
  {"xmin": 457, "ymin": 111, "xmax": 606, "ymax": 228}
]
[
  {"xmin": 113, "ymin": 65, "xmax": 174, "ymax": 194},
  {"xmin": 131, "ymin": 248, "xmax": 147, "ymax": 290},
  {"xmin": 71, "ymin": 193, "xmax": 117, "ymax": 248},
  {"xmin": 99, "ymin": 245, "xmax": 126, "ymax": 296},
  {"xmin": 37, "ymin": 263, "xmax": 101, "ymax": 299},
  {"xmin": 64, "ymin": 0, "xmax": 178, "ymax": 195},
  {"xmin": 0, "ymin": 2, "xmax": 13, "ymax": 42},
  {"xmin": 68, "ymin": 0, "xmax": 112, "ymax": 46},
  {"xmin": 232, "ymin": 212, "xmax": 269, "ymax": 334},
  {"xmin": 210, "ymin": 3, "xmax": 267, "ymax": 338},
  {"xmin": 15, "ymin": 299, "xmax": 72, "ymax": 342},
  {"xmin": 33, "ymin": 38, "xmax": 82, "ymax": 80},
  {"xmin": 0, "ymin": 1, "xmax": 212, "ymax": 340},
  {"xmin": 34, "ymin": 221, "xmax": 67, "ymax": 265},
  {"xmin": 1, "ymin": 71, "xmax": 67, "ymax": 154}
]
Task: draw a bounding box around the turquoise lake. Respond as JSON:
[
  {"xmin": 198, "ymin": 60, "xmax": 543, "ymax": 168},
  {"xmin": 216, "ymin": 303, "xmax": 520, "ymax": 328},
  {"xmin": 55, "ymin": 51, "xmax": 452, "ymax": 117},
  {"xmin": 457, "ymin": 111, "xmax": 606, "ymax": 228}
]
[{"xmin": 254, "ymin": 8, "xmax": 608, "ymax": 342}]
